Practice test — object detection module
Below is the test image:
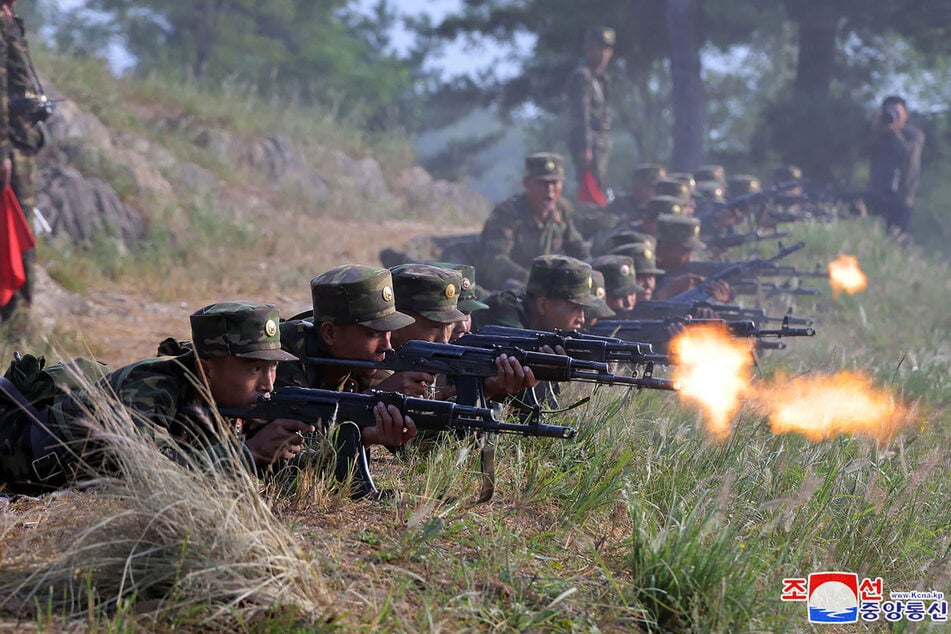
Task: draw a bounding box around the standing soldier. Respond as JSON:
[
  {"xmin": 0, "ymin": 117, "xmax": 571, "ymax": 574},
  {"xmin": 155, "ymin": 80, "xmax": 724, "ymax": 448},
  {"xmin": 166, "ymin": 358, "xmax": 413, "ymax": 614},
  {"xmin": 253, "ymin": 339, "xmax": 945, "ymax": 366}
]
[
  {"xmin": 0, "ymin": 0, "xmax": 47, "ymax": 318},
  {"xmin": 567, "ymin": 26, "xmax": 615, "ymax": 193}
]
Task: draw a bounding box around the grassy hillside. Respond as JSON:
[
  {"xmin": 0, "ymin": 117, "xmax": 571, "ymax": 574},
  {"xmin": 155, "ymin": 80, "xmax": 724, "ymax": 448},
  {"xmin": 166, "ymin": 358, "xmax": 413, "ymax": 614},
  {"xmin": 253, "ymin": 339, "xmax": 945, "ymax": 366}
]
[{"xmin": 1, "ymin": 54, "xmax": 949, "ymax": 632}]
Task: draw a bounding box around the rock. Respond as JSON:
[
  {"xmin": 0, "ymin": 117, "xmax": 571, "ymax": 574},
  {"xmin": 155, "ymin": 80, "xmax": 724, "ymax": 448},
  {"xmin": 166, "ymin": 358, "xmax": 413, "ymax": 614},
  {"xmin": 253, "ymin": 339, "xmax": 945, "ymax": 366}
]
[
  {"xmin": 37, "ymin": 163, "xmax": 146, "ymax": 250},
  {"xmin": 177, "ymin": 161, "xmax": 216, "ymax": 192}
]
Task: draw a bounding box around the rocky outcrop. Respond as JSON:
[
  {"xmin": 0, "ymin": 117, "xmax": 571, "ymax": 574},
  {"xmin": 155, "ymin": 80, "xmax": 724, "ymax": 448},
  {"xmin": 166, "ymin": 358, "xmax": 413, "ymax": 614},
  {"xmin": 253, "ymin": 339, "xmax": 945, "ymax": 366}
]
[
  {"xmin": 29, "ymin": 78, "xmax": 487, "ymax": 254},
  {"xmin": 37, "ymin": 163, "xmax": 145, "ymax": 250}
]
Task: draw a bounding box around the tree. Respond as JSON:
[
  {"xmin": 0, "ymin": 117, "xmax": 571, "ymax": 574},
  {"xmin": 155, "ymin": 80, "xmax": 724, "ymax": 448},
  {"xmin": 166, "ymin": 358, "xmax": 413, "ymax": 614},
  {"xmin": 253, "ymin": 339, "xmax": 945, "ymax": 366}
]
[
  {"xmin": 666, "ymin": 0, "xmax": 704, "ymax": 171},
  {"xmin": 52, "ymin": 0, "xmax": 427, "ymax": 129}
]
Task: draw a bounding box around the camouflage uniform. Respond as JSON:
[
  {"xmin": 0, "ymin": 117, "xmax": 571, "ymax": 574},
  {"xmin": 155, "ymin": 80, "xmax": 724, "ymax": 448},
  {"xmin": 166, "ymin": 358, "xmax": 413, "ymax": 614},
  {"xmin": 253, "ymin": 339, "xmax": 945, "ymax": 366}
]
[
  {"xmin": 6, "ymin": 302, "xmax": 295, "ymax": 491},
  {"xmin": 590, "ymin": 254, "xmax": 644, "ymax": 320},
  {"xmin": 476, "ymin": 255, "xmax": 601, "ymax": 330},
  {"xmin": 653, "ymin": 215, "xmax": 706, "ymax": 290},
  {"xmin": 479, "ymin": 255, "xmax": 601, "ymax": 411},
  {"xmin": 428, "ymin": 262, "xmax": 490, "ymax": 315},
  {"xmin": 567, "ymin": 26, "xmax": 615, "ymax": 190},
  {"xmin": 277, "ymin": 265, "xmax": 413, "ymax": 392},
  {"xmin": 277, "ymin": 266, "xmax": 417, "ymax": 499},
  {"xmin": 480, "ymin": 154, "xmax": 589, "ymax": 290},
  {"xmin": 391, "ymin": 263, "xmax": 467, "ymax": 325},
  {"xmin": 0, "ymin": 6, "xmax": 44, "ymax": 313},
  {"xmin": 583, "ymin": 269, "xmax": 615, "ymax": 323}
]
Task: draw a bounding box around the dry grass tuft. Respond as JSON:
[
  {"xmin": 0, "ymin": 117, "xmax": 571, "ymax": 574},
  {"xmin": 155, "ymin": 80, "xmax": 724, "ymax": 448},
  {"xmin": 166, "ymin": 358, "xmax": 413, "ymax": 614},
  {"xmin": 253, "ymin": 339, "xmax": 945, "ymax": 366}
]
[{"xmin": 0, "ymin": 377, "xmax": 332, "ymax": 628}]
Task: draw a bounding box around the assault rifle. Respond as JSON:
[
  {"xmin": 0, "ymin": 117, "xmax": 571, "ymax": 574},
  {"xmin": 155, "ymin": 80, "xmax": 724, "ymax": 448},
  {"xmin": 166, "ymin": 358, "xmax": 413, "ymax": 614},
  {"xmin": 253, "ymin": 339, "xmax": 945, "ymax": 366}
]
[
  {"xmin": 309, "ymin": 340, "xmax": 677, "ymax": 417},
  {"xmin": 703, "ymin": 229, "xmax": 791, "ymax": 250},
  {"xmin": 465, "ymin": 324, "xmax": 670, "ymax": 367},
  {"xmin": 9, "ymin": 95, "xmax": 59, "ymax": 124},
  {"xmin": 219, "ymin": 386, "xmax": 574, "ymax": 502},
  {"xmin": 218, "ymin": 386, "xmax": 576, "ymax": 439},
  {"xmin": 628, "ymin": 299, "xmax": 814, "ymax": 327},
  {"xmin": 668, "ymin": 241, "xmax": 806, "ymax": 304},
  {"xmin": 697, "ymin": 179, "xmax": 805, "ymax": 225},
  {"xmin": 730, "ymin": 280, "xmax": 820, "ymax": 298},
  {"xmin": 590, "ymin": 316, "xmax": 815, "ymax": 352}
]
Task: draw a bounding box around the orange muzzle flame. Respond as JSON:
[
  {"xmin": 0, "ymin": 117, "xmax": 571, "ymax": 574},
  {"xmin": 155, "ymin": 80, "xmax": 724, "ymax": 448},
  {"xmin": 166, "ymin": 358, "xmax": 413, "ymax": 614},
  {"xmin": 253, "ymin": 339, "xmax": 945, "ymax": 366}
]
[
  {"xmin": 671, "ymin": 324, "xmax": 753, "ymax": 440},
  {"xmin": 829, "ymin": 254, "xmax": 867, "ymax": 296},
  {"xmin": 758, "ymin": 371, "xmax": 909, "ymax": 443}
]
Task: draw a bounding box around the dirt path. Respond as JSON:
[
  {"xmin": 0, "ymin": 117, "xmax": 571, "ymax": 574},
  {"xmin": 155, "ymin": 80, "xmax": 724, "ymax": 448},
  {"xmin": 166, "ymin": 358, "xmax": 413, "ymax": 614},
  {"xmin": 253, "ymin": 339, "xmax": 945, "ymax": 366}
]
[{"xmin": 30, "ymin": 218, "xmax": 480, "ymax": 366}]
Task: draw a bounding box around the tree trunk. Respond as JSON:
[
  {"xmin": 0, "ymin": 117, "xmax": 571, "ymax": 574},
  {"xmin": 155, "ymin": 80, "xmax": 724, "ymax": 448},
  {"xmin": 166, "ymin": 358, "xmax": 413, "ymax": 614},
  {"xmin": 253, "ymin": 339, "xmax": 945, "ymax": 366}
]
[
  {"xmin": 666, "ymin": 0, "xmax": 705, "ymax": 171},
  {"xmin": 793, "ymin": 14, "xmax": 838, "ymax": 97}
]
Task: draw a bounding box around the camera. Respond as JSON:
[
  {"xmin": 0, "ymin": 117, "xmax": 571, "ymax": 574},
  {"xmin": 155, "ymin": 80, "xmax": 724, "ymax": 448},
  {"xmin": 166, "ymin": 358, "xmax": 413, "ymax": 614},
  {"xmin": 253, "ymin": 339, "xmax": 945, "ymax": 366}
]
[{"xmin": 881, "ymin": 107, "xmax": 899, "ymax": 126}]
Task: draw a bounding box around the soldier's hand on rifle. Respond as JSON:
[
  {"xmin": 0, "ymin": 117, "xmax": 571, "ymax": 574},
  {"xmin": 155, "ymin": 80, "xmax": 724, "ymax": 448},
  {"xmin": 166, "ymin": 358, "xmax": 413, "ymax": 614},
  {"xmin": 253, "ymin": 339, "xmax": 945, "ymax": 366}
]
[
  {"xmin": 245, "ymin": 418, "xmax": 314, "ymax": 466},
  {"xmin": 374, "ymin": 370, "xmax": 437, "ymax": 398},
  {"xmin": 692, "ymin": 306, "xmax": 719, "ymax": 319},
  {"xmin": 1, "ymin": 157, "xmax": 11, "ymax": 190},
  {"xmin": 702, "ymin": 279, "xmax": 734, "ymax": 303},
  {"xmin": 654, "ymin": 273, "xmax": 705, "ymax": 300},
  {"xmin": 666, "ymin": 320, "xmax": 687, "ymax": 339},
  {"xmin": 484, "ymin": 353, "xmax": 540, "ymax": 399},
  {"xmin": 539, "ymin": 344, "xmax": 568, "ymax": 356},
  {"xmin": 362, "ymin": 401, "xmax": 417, "ymax": 447}
]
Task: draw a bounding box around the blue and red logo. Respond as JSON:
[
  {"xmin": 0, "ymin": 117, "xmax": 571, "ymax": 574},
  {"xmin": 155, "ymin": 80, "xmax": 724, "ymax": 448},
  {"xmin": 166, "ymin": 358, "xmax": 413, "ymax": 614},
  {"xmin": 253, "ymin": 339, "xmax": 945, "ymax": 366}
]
[{"xmin": 807, "ymin": 572, "xmax": 859, "ymax": 623}]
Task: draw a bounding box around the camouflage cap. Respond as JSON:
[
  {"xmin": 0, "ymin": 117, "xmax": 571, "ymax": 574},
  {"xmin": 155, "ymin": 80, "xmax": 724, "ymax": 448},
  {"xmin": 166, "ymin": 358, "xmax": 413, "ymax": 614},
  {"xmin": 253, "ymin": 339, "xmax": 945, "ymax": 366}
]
[
  {"xmin": 654, "ymin": 179, "xmax": 692, "ymax": 203},
  {"xmin": 656, "ymin": 214, "xmax": 705, "ymax": 250},
  {"xmin": 773, "ymin": 165, "xmax": 803, "ymax": 183},
  {"xmin": 695, "ymin": 180, "xmax": 726, "ymax": 202},
  {"xmin": 631, "ymin": 163, "xmax": 667, "ymax": 185},
  {"xmin": 526, "ymin": 255, "xmax": 600, "ymax": 307},
  {"xmin": 694, "ymin": 164, "xmax": 726, "ymax": 184},
  {"xmin": 524, "ymin": 152, "xmax": 565, "ymax": 181},
  {"xmin": 597, "ymin": 229, "xmax": 654, "ymax": 256},
  {"xmin": 591, "ymin": 255, "xmax": 645, "ymax": 296},
  {"xmin": 390, "ymin": 263, "xmax": 467, "ymax": 323},
  {"xmin": 585, "ymin": 26, "xmax": 616, "ymax": 47},
  {"xmin": 727, "ymin": 174, "xmax": 762, "ymax": 198},
  {"xmin": 585, "ymin": 270, "xmax": 616, "ymax": 320},
  {"xmin": 668, "ymin": 172, "xmax": 697, "ymax": 192},
  {"xmin": 190, "ymin": 301, "xmax": 298, "ymax": 361},
  {"xmin": 311, "ymin": 265, "xmax": 415, "ymax": 331},
  {"xmin": 428, "ymin": 262, "xmax": 490, "ymax": 313},
  {"xmin": 609, "ymin": 242, "xmax": 665, "ymax": 276},
  {"xmin": 644, "ymin": 195, "xmax": 685, "ymax": 219}
]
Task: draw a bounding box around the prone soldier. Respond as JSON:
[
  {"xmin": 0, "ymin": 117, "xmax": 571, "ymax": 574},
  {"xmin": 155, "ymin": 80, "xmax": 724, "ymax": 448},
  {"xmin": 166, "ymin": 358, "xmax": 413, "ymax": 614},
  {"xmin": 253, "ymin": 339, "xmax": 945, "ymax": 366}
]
[{"xmin": 3, "ymin": 302, "xmax": 314, "ymax": 493}]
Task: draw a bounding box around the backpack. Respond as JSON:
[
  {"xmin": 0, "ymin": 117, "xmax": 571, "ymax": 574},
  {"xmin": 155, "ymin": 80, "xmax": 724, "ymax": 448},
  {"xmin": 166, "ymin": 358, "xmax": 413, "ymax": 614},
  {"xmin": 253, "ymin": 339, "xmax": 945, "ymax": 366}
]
[{"xmin": 0, "ymin": 353, "xmax": 110, "ymax": 494}]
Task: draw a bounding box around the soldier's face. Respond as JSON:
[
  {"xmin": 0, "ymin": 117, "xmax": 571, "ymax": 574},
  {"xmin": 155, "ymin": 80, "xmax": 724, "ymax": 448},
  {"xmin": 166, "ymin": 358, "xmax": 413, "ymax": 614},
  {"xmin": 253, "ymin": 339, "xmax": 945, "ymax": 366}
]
[
  {"xmin": 585, "ymin": 45, "xmax": 613, "ymax": 72},
  {"xmin": 451, "ymin": 314, "xmax": 472, "ymax": 341},
  {"xmin": 198, "ymin": 355, "xmax": 278, "ymax": 409},
  {"xmin": 321, "ymin": 323, "xmax": 391, "ymax": 375},
  {"xmin": 656, "ymin": 241, "xmax": 692, "ymax": 268},
  {"xmin": 392, "ymin": 313, "xmax": 454, "ymax": 347},
  {"xmin": 607, "ymin": 292, "xmax": 637, "ymax": 312},
  {"xmin": 533, "ymin": 297, "xmax": 585, "ymax": 332},
  {"xmin": 637, "ymin": 275, "xmax": 656, "ymax": 301},
  {"xmin": 524, "ymin": 177, "xmax": 562, "ymax": 216}
]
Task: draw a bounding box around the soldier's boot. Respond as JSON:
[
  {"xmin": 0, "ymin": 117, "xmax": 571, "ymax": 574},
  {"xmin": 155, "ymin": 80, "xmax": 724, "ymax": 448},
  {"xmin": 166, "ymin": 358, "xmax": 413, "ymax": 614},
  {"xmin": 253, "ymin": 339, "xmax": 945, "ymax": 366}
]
[{"xmin": 333, "ymin": 421, "xmax": 390, "ymax": 501}]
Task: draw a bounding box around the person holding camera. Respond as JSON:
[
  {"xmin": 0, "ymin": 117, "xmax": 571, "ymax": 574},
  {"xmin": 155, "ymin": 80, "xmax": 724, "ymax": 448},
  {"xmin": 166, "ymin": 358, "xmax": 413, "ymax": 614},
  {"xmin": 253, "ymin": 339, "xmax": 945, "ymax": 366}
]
[{"xmin": 866, "ymin": 95, "xmax": 925, "ymax": 237}]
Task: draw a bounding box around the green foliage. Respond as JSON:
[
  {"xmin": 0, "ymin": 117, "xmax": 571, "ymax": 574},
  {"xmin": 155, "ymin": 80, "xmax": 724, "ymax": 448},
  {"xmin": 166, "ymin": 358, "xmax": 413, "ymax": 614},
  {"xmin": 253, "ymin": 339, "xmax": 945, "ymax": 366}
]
[
  {"xmin": 46, "ymin": 0, "xmax": 426, "ymax": 130},
  {"xmin": 751, "ymin": 92, "xmax": 868, "ymax": 183}
]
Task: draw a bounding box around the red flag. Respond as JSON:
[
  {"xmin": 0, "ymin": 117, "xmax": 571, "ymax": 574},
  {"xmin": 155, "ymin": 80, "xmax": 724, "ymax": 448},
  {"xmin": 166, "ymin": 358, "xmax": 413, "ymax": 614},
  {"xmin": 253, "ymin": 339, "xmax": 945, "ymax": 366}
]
[
  {"xmin": 576, "ymin": 167, "xmax": 606, "ymax": 206},
  {"xmin": 0, "ymin": 186, "xmax": 36, "ymax": 306}
]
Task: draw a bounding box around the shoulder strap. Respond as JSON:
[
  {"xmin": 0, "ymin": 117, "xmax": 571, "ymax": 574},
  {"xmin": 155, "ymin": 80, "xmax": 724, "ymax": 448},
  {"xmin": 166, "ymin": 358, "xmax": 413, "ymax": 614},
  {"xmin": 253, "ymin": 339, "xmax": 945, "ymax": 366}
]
[{"xmin": 0, "ymin": 375, "xmax": 43, "ymax": 420}]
